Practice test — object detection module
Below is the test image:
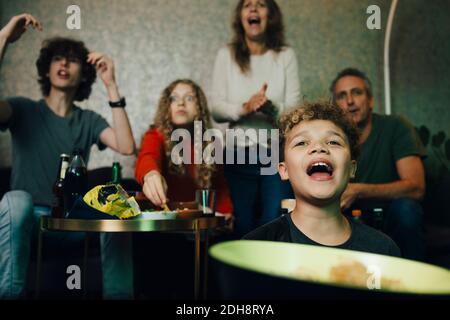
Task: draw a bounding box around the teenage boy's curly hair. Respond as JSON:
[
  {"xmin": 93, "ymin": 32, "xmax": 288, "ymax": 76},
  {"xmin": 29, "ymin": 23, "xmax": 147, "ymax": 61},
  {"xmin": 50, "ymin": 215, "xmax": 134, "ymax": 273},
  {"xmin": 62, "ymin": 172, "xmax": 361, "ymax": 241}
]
[
  {"xmin": 36, "ymin": 37, "xmax": 96, "ymax": 101},
  {"xmin": 278, "ymin": 101, "xmax": 360, "ymax": 161}
]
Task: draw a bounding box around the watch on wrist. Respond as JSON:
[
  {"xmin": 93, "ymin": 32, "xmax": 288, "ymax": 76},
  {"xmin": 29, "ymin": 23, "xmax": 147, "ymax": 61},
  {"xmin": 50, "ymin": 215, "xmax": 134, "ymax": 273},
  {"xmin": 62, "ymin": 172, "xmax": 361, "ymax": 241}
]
[{"xmin": 109, "ymin": 97, "xmax": 126, "ymax": 108}]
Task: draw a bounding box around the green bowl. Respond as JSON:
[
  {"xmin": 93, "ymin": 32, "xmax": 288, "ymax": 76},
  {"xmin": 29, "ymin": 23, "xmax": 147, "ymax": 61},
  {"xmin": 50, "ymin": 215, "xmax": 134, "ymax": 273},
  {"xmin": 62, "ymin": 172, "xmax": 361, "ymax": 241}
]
[{"xmin": 210, "ymin": 240, "xmax": 450, "ymax": 298}]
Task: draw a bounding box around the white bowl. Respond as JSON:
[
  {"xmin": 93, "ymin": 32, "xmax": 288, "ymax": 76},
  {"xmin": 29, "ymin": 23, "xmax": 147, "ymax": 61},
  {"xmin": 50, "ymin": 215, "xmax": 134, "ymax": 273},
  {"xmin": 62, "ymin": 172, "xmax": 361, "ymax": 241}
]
[{"xmin": 137, "ymin": 210, "xmax": 178, "ymax": 220}]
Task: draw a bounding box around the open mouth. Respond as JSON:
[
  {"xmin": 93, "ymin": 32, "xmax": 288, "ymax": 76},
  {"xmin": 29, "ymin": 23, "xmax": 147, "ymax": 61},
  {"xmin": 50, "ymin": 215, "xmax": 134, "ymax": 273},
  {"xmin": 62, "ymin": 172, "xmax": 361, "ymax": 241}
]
[
  {"xmin": 306, "ymin": 161, "xmax": 334, "ymax": 179},
  {"xmin": 347, "ymin": 106, "xmax": 359, "ymax": 113},
  {"xmin": 57, "ymin": 70, "xmax": 69, "ymax": 78},
  {"xmin": 248, "ymin": 16, "xmax": 261, "ymax": 25}
]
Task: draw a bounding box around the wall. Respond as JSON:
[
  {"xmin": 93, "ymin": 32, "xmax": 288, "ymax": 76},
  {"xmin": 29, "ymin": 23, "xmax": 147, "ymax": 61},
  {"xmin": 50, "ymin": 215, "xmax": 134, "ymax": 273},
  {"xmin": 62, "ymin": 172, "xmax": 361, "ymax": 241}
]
[{"xmin": 1, "ymin": 0, "xmax": 448, "ymax": 187}]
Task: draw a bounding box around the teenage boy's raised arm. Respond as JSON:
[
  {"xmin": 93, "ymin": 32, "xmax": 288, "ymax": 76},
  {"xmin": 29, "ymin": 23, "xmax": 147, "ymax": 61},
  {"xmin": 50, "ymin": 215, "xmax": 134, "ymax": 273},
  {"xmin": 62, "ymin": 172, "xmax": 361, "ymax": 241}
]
[{"xmin": 0, "ymin": 13, "xmax": 42, "ymax": 124}]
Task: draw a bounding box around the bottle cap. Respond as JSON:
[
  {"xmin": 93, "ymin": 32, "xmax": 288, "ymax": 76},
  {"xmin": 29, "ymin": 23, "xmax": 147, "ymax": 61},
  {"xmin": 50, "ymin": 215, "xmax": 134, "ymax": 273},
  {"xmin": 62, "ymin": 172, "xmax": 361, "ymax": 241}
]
[{"xmin": 351, "ymin": 209, "xmax": 362, "ymax": 217}]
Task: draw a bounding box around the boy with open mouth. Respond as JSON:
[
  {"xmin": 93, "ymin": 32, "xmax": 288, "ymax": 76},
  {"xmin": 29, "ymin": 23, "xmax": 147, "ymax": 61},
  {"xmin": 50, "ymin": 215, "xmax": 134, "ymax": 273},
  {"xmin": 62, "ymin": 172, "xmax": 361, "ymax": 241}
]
[{"xmin": 244, "ymin": 101, "xmax": 400, "ymax": 257}]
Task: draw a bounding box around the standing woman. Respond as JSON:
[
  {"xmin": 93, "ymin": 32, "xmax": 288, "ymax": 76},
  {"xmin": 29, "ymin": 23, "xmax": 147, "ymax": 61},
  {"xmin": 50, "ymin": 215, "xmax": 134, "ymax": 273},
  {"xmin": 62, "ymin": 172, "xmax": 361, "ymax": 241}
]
[{"xmin": 211, "ymin": 0, "xmax": 301, "ymax": 237}]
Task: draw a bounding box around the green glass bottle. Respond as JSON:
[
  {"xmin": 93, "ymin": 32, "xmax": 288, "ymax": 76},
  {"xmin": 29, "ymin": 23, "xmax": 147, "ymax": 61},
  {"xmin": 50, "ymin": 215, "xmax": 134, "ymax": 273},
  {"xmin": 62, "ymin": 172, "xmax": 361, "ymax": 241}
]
[{"xmin": 111, "ymin": 162, "xmax": 122, "ymax": 184}]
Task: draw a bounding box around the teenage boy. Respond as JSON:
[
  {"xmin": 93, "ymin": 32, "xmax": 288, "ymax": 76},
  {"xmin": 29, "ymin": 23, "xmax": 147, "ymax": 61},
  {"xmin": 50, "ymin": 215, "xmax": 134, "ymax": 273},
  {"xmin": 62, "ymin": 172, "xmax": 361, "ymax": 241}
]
[
  {"xmin": 244, "ymin": 102, "xmax": 400, "ymax": 257},
  {"xmin": 0, "ymin": 13, "xmax": 135, "ymax": 299}
]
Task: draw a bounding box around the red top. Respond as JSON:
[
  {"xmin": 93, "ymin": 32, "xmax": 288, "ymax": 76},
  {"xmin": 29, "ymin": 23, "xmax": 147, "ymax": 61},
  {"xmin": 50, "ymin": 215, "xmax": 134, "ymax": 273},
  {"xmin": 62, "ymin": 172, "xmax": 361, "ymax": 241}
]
[{"xmin": 135, "ymin": 128, "xmax": 233, "ymax": 214}]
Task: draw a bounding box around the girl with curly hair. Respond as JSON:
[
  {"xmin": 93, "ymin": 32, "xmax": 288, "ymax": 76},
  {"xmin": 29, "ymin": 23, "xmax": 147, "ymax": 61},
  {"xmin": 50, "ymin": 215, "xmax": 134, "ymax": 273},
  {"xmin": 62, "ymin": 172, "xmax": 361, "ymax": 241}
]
[{"xmin": 135, "ymin": 79, "xmax": 232, "ymax": 215}]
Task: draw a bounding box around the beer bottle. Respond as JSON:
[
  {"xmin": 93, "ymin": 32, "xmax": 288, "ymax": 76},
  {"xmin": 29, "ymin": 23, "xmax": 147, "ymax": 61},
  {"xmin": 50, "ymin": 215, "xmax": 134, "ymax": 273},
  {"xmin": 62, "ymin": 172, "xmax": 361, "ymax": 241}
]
[
  {"xmin": 51, "ymin": 154, "xmax": 70, "ymax": 218},
  {"xmin": 64, "ymin": 148, "xmax": 88, "ymax": 212},
  {"xmin": 372, "ymin": 208, "xmax": 384, "ymax": 230},
  {"xmin": 111, "ymin": 162, "xmax": 122, "ymax": 184}
]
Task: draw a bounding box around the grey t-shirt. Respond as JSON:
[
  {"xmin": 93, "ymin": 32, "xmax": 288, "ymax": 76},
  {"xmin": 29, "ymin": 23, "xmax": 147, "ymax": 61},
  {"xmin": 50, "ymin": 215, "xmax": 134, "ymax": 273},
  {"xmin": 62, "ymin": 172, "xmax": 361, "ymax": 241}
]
[{"xmin": 0, "ymin": 97, "xmax": 109, "ymax": 206}]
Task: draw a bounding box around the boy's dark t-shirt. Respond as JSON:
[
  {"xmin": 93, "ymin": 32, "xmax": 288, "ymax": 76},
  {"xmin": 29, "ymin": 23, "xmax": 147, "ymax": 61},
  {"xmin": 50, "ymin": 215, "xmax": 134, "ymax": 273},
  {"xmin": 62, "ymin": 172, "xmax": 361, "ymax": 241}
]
[
  {"xmin": 0, "ymin": 97, "xmax": 109, "ymax": 206},
  {"xmin": 243, "ymin": 213, "xmax": 401, "ymax": 257}
]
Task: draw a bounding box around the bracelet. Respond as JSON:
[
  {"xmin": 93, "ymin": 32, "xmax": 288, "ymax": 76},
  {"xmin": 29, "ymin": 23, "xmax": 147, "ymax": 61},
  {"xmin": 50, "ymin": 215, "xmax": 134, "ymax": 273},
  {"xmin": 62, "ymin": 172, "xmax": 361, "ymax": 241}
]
[{"xmin": 109, "ymin": 97, "xmax": 126, "ymax": 108}]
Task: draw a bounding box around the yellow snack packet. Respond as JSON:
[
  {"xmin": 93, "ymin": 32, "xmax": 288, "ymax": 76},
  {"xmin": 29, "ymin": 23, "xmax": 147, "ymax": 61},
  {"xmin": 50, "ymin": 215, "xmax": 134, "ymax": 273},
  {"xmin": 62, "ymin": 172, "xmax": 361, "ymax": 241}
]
[{"xmin": 83, "ymin": 184, "xmax": 141, "ymax": 219}]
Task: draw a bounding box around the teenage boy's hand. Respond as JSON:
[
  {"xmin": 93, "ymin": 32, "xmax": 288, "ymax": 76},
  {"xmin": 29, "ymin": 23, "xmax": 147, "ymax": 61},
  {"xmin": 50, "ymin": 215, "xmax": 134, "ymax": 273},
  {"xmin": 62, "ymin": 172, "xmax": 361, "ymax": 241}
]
[
  {"xmin": 87, "ymin": 52, "xmax": 116, "ymax": 88},
  {"xmin": 0, "ymin": 13, "xmax": 42, "ymax": 44}
]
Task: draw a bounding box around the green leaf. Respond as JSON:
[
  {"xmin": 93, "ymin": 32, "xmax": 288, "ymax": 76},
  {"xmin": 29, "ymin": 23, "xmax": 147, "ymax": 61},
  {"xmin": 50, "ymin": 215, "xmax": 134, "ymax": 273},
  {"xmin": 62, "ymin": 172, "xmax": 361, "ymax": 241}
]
[
  {"xmin": 432, "ymin": 131, "xmax": 446, "ymax": 148},
  {"xmin": 417, "ymin": 126, "xmax": 430, "ymax": 147}
]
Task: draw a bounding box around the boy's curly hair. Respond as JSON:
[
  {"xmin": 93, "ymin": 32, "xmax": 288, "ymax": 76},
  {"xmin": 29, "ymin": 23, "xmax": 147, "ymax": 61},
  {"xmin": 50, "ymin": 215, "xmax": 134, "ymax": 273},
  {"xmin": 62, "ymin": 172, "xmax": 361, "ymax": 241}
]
[
  {"xmin": 36, "ymin": 37, "xmax": 96, "ymax": 101},
  {"xmin": 278, "ymin": 101, "xmax": 360, "ymax": 161}
]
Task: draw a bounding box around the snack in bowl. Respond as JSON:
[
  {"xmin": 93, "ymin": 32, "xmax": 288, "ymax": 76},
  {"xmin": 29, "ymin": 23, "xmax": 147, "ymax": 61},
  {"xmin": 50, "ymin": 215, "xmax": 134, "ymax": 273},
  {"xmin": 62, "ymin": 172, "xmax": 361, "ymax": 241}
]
[
  {"xmin": 83, "ymin": 184, "xmax": 141, "ymax": 219},
  {"xmin": 329, "ymin": 260, "xmax": 404, "ymax": 291},
  {"xmin": 137, "ymin": 205, "xmax": 199, "ymax": 220},
  {"xmin": 292, "ymin": 259, "xmax": 404, "ymax": 291},
  {"xmin": 138, "ymin": 210, "xmax": 178, "ymax": 220},
  {"xmin": 162, "ymin": 203, "xmax": 171, "ymax": 212}
]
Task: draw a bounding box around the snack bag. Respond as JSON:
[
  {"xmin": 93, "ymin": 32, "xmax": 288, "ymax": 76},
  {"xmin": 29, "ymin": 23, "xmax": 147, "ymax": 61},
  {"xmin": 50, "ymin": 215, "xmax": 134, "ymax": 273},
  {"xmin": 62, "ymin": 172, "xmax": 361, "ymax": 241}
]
[{"xmin": 83, "ymin": 184, "xmax": 141, "ymax": 219}]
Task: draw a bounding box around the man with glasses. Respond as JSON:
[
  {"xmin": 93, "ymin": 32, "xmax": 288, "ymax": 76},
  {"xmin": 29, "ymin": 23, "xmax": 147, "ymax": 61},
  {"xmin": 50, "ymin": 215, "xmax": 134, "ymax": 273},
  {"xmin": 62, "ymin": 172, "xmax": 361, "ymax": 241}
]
[{"xmin": 330, "ymin": 68, "xmax": 426, "ymax": 261}]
